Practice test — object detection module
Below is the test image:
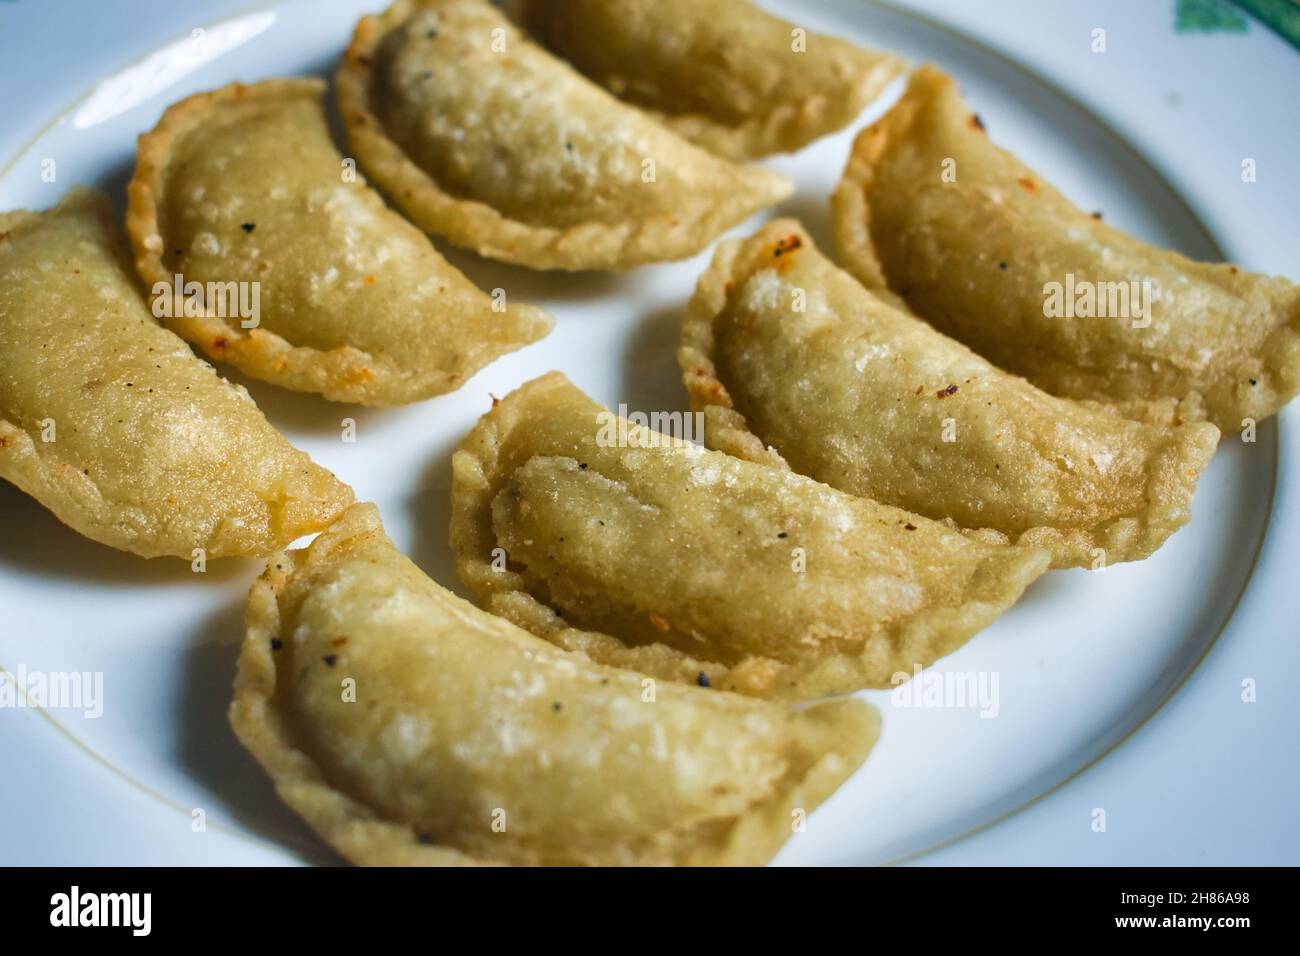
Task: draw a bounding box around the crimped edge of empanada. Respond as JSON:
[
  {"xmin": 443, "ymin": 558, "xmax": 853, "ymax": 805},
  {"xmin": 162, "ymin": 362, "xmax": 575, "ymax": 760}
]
[
  {"xmin": 230, "ymin": 506, "xmax": 482, "ymax": 865},
  {"xmin": 832, "ymin": 65, "xmax": 1300, "ymax": 431},
  {"xmin": 657, "ymin": 58, "xmax": 904, "ymax": 162},
  {"xmin": 335, "ymin": 0, "xmax": 793, "ymax": 271},
  {"xmin": 828, "ymin": 71, "xmax": 912, "ymax": 312},
  {"xmin": 447, "ymin": 374, "xmax": 778, "ymax": 692},
  {"xmin": 679, "ymin": 219, "xmax": 1222, "ymax": 569},
  {"xmin": 126, "ymin": 77, "xmax": 553, "ymax": 406},
  {"xmin": 449, "ymin": 372, "xmax": 1051, "ymax": 698},
  {"xmin": 831, "ymin": 65, "xmax": 1182, "ymax": 414},
  {"xmin": 0, "ymin": 409, "xmax": 353, "ymax": 561},
  {"xmin": 515, "ymin": 0, "xmax": 905, "ymax": 161},
  {"xmin": 0, "ymin": 188, "xmax": 355, "ymax": 560},
  {"xmin": 231, "ymin": 502, "xmax": 877, "ymax": 865}
]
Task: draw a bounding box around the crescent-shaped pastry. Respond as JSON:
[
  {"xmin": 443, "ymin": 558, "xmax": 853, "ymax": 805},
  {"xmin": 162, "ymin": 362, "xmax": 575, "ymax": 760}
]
[
  {"xmin": 0, "ymin": 188, "xmax": 353, "ymax": 559},
  {"xmin": 449, "ymin": 372, "xmax": 1050, "ymax": 699},
  {"xmin": 126, "ymin": 78, "xmax": 552, "ymax": 406},
  {"xmin": 517, "ymin": 0, "xmax": 904, "ymax": 160},
  {"xmin": 336, "ymin": 0, "xmax": 792, "ymax": 271},
  {"xmin": 230, "ymin": 502, "xmax": 877, "ymax": 866},
  {"xmin": 680, "ymin": 220, "xmax": 1221, "ymax": 569},
  {"xmin": 832, "ymin": 66, "xmax": 1300, "ymax": 430}
]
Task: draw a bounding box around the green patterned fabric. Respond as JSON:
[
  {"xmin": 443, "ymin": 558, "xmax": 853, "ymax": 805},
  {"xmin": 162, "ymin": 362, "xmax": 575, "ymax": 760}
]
[
  {"xmin": 1235, "ymin": 0, "xmax": 1300, "ymax": 49},
  {"xmin": 1175, "ymin": 0, "xmax": 1300, "ymax": 51},
  {"xmin": 1176, "ymin": 0, "xmax": 1249, "ymax": 31}
]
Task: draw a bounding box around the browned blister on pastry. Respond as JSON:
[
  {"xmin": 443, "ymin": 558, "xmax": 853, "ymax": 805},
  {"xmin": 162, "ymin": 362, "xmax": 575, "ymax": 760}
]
[
  {"xmin": 0, "ymin": 188, "xmax": 352, "ymax": 559},
  {"xmin": 127, "ymin": 78, "xmax": 551, "ymax": 405},
  {"xmin": 336, "ymin": 0, "xmax": 791, "ymax": 270},
  {"xmin": 231, "ymin": 502, "xmax": 877, "ymax": 865},
  {"xmin": 680, "ymin": 220, "xmax": 1220, "ymax": 569},
  {"xmin": 449, "ymin": 372, "xmax": 1050, "ymax": 699},
  {"xmin": 832, "ymin": 66, "xmax": 1300, "ymax": 430}
]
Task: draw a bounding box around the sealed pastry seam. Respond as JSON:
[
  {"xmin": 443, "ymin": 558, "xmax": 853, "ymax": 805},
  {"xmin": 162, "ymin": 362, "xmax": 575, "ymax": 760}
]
[
  {"xmin": 679, "ymin": 220, "xmax": 1221, "ymax": 569},
  {"xmin": 335, "ymin": 0, "xmax": 793, "ymax": 271},
  {"xmin": 449, "ymin": 372, "xmax": 1051, "ymax": 698},
  {"xmin": 831, "ymin": 65, "xmax": 1300, "ymax": 430},
  {"xmin": 643, "ymin": 58, "xmax": 903, "ymax": 161},
  {"xmin": 0, "ymin": 188, "xmax": 353, "ymax": 558},
  {"xmin": 127, "ymin": 77, "xmax": 552, "ymax": 405},
  {"xmin": 231, "ymin": 502, "xmax": 878, "ymax": 865},
  {"xmin": 232, "ymin": 535, "xmax": 481, "ymax": 866},
  {"xmin": 517, "ymin": 0, "xmax": 905, "ymax": 161},
  {"xmin": 660, "ymin": 57, "xmax": 904, "ymax": 160}
]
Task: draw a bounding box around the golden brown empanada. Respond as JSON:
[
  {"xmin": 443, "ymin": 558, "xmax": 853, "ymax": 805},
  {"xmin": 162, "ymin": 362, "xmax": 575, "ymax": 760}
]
[
  {"xmin": 680, "ymin": 220, "xmax": 1221, "ymax": 569},
  {"xmin": 518, "ymin": 0, "xmax": 904, "ymax": 160},
  {"xmin": 231, "ymin": 502, "xmax": 877, "ymax": 866},
  {"xmin": 0, "ymin": 188, "xmax": 352, "ymax": 559},
  {"xmin": 127, "ymin": 78, "xmax": 552, "ymax": 406},
  {"xmin": 832, "ymin": 66, "xmax": 1300, "ymax": 430},
  {"xmin": 449, "ymin": 372, "xmax": 1050, "ymax": 699},
  {"xmin": 336, "ymin": 0, "xmax": 792, "ymax": 271}
]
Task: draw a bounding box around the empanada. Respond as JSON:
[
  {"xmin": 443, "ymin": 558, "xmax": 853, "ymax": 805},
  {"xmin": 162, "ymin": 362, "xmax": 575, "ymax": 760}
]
[
  {"xmin": 127, "ymin": 78, "xmax": 552, "ymax": 406},
  {"xmin": 0, "ymin": 188, "xmax": 353, "ymax": 559},
  {"xmin": 832, "ymin": 66, "xmax": 1300, "ymax": 430},
  {"xmin": 231, "ymin": 502, "xmax": 876, "ymax": 866},
  {"xmin": 449, "ymin": 373, "xmax": 1050, "ymax": 699},
  {"xmin": 336, "ymin": 0, "xmax": 792, "ymax": 271},
  {"xmin": 518, "ymin": 0, "xmax": 904, "ymax": 160},
  {"xmin": 680, "ymin": 220, "xmax": 1221, "ymax": 569}
]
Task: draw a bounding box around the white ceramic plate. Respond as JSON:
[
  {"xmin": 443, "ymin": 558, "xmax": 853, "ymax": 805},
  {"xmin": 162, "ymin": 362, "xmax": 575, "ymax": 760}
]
[{"xmin": 2, "ymin": 0, "xmax": 1297, "ymax": 866}]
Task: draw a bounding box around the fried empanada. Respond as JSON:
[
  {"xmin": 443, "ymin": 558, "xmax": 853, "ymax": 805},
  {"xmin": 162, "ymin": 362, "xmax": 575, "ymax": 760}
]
[
  {"xmin": 832, "ymin": 66, "xmax": 1300, "ymax": 430},
  {"xmin": 449, "ymin": 372, "xmax": 1049, "ymax": 699},
  {"xmin": 680, "ymin": 220, "xmax": 1221, "ymax": 569},
  {"xmin": 518, "ymin": 0, "xmax": 904, "ymax": 160},
  {"xmin": 126, "ymin": 78, "xmax": 552, "ymax": 406},
  {"xmin": 231, "ymin": 502, "xmax": 876, "ymax": 866},
  {"xmin": 0, "ymin": 188, "xmax": 353, "ymax": 559},
  {"xmin": 336, "ymin": 0, "xmax": 792, "ymax": 271}
]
